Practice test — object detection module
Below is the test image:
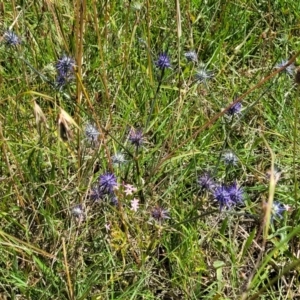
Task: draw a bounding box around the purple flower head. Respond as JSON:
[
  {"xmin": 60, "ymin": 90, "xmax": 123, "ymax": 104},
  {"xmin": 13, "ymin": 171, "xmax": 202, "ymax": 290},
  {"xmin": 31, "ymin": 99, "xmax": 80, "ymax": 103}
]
[
  {"xmin": 227, "ymin": 101, "xmax": 242, "ymax": 116},
  {"xmin": 197, "ymin": 172, "xmax": 215, "ymax": 191},
  {"xmin": 275, "ymin": 59, "xmax": 295, "ymax": 76},
  {"xmin": 151, "ymin": 206, "xmax": 170, "ymax": 222},
  {"xmin": 184, "ymin": 51, "xmax": 198, "ymax": 63},
  {"xmin": 227, "ymin": 182, "xmax": 243, "ymax": 204},
  {"xmin": 129, "ymin": 128, "xmax": 143, "ymax": 147},
  {"xmin": 214, "ymin": 185, "xmax": 232, "ymax": 210},
  {"xmin": 155, "ymin": 53, "xmax": 171, "ymax": 69},
  {"xmin": 99, "ymin": 172, "xmax": 118, "ymax": 194},
  {"xmin": 3, "ymin": 30, "xmax": 21, "ymax": 47},
  {"xmin": 56, "ymin": 55, "xmax": 75, "ymax": 77},
  {"xmin": 222, "ymin": 150, "xmax": 238, "ymax": 166}
]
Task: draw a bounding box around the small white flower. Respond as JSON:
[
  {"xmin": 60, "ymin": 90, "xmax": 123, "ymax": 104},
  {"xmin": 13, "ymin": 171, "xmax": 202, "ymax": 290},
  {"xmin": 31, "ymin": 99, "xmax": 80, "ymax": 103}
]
[
  {"xmin": 222, "ymin": 150, "xmax": 238, "ymax": 166},
  {"xmin": 130, "ymin": 198, "xmax": 139, "ymax": 212}
]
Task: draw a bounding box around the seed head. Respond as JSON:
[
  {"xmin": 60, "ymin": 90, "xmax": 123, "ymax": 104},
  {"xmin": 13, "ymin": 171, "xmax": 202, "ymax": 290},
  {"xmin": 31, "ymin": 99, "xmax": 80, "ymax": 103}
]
[{"xmin": 155, "ymin": 53, "xmax": 171, "ymax": 69}]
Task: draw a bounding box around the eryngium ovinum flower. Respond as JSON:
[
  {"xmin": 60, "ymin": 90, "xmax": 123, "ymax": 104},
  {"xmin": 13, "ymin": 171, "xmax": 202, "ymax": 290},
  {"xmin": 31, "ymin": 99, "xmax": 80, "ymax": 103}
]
[
  {"xmin": 226, "ymin": 100, "xmax": 242, "ymax": 116},
  {"xmin": 222, "ymin": 150, "xmax": 238, "ymax": 166},
  {"xmin": 213, "ymin": 183, "xmax": 244, "ymax": 210},
  {"xmin": 55, "ymin": 55, "xmax": 75, "ymax": 87},
  {"xmin": 195, "ymin": 63, "xmax": 214, "ymax": 84},
  {"xmin": 112, "ymin": 152, "xmax": 127, "ymax": 165},
  {"xmin": 271, "ymin": 201, "xmax": 287, "ymax": 220},
  {"xmin": 90, "ymin": 172, "xmax": 118, "ymax": 202},
  {"xmin": 184, "ymin": 51, "xmax": 198, "ymax": 63},
  {"xmin": 85, "ymin": 123, "xmax": 99, "ymax": 142},
  {"xmin": 155, "ymin": 53, "xmax": 171, "ymax": 69},
  {"xmin": 197, "ymin": 172, "xmax": 215, "ymax": 191},
  {"xmin": 275, "ymin": 59, "xmax": 295, "ymax": 76},
  {"xmin": 151, "ymin": 206, "xmax": 170, "ymax": 222},
  {"xmin": 129, "ymin": 128, "xmax": 143, "ymax": 147},
  {"xmin": 3, "ymin": 30, "xmax": 21, "ymax": 47}
]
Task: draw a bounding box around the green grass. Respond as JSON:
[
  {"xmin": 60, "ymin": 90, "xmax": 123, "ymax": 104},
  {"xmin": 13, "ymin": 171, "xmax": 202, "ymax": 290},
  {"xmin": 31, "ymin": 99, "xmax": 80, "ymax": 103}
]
[{"xmin": 1, "ymin": 0, "xmax": 300, "ymax": 299}]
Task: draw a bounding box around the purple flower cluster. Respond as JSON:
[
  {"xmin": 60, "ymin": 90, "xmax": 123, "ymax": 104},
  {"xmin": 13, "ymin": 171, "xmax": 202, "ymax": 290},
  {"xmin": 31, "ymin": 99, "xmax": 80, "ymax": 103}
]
[
  {"xmin": 90, "ymin": 172, "xmax": 118, "ymax": 205},
  {"xmin": 198, "ymin": 173, "xmax": 243, "ymax": 211},
  {"xmin": 55, "ymin": 55, "xmax": 75, "ymax": 88},
  {"xmin": 213, "ymin": 182, "xmax": 243, "ymax": 210}
]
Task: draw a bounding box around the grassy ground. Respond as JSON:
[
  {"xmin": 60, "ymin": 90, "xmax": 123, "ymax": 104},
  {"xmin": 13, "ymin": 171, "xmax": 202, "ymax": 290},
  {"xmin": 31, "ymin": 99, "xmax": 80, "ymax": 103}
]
[{"xmin": 1, "ymin": 0, "xmax": 300, "ymax": 299}]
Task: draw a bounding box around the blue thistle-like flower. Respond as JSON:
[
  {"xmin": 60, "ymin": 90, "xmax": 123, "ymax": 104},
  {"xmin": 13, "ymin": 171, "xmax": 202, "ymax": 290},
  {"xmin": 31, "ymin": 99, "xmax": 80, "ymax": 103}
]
[
  {"xmin": 195, "ymin": 64, "xmax": 214, "ymax": 84},
  {"xmin": 184, "ymin": 51, "xmax": 198, "ymax": 63},
  {"xmin": 3, "ymin": 30, "xmax": 21, "ymax": 47},
  {"xmin": 214, "ymin": 185, "xmax": 232, "ymax": 210},
  {"xmin": 151, "ymin": 206, "xmax": 170, "ymax": 222},
  {"xmin": 222, "ymin": 150, "xmax": 238, "ymax": 166},
  {"xmin": 275, "ymin": 59, "xmax": 295, "ymax": 76},
  {"xmin": 56, "ymin": 55, "xmax": 75, "ymax": 76},
  {"xmin": 55, "ymin": 55, "xmax": 75, "ymax": 87},
  {"xmin": 155, "ymin": 53, "xmax": 171, "ymax": 69},
  {"xmin": 197, "ymin": 172, "xmax": 215, "ymax": 191},
  {"xmin": 129, "ymin": 128, "xmax": 143, "ymax": 147},
  {"xmin": 99, "ymin": 172, "xmax": 118, "ymax": 194},
  {"xmin": 271, "ymin": 201, "xmax": 286, "ymax": 220},
  {"xmin": 85, "ymin": 123, "xmax": 99, "ymax": 142},
  {"xmin": 227, "ymin": 100, "xmax": 242, "ymax": 116},
  {"xmin": 227, "ymin": 182, "xmax": 243, "ymax": 204},
  {"xmin": 112, "ymin": 152, "xmax": 126, "ymax": 165}
]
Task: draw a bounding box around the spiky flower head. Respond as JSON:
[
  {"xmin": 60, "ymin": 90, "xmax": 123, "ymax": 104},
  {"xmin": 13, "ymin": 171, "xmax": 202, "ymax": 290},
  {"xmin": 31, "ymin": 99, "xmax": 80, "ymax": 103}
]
[
  {"xmin": 56, "ymin": 55, "xmax": 75, "ymax": 76},
  {"xmin": 71, "ymin": 204, "xmax": 84, "ymax": 217},
  {"xmin": 222, "ymin": 150, "xmax": 238, "ymax": 166},
  {"xmin": 227, "ymin": 100, "xmax": 242, "ymax": 116},
  {"xmin": 151, "ymin": 206, "xmax": 170, "ymax": 222},
  {"xmin": 197, "ymin": 172, "xmax": 215, "ymax": 191},
  {"xmin": 155, "ymin": 53, "xmax": 171, "ymax": 69},
  {"xmin": 99, "ymin": 172, "xmax": 118, "ymax": 194},
  {"xmin": 184, "ymin": 51, "xmax": 198, "ymax": 63},
  {"xmin": 271, "ymin": 201, "xmax": 286, "ymax": 220},
  {"xmin": 129, "ymin": 128, "xmax": 143, "ymax": 147},
  {"xmin": 112, "ymin": 152, "xmax": 127, "ymax": 165},
  {"xmin": 214, "ymin": 185, "xmax": 232, "ymax": 210},
  {"xmin": 85, "ymin": 123, "xmax": 99, "ymax": 142},
  {"xmin": 3, "ymin": 30, "xmax": 21, "ymax": 47},
  {"xmin": 275, "ymin": 59, "xmax": 295, "ymax": 76},
  {"xmin": 227, "ymin": 182, "xmax": 243, "ymax": 204},
  {"xmin": 195, "ymin": 63, "xmax": 214, "ymax": 84}
]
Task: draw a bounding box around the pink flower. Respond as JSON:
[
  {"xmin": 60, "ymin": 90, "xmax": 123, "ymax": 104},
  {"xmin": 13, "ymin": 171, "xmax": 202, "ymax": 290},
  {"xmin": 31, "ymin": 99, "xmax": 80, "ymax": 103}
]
[
  {"xmin": 124, "ymin": 184, "xmax": 137, "ymax": 196},
  {"xmin": 130, "ymin": 198, "xmax": 139, "ymax": 212},
  {"xmin": 104, "ymin": 223, "xmax": 111, "ymax": 231}
]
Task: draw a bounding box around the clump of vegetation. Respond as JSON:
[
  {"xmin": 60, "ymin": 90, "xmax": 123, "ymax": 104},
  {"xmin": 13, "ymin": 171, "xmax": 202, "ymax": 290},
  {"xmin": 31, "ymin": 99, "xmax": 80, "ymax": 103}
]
[{"xmin": 0, "ymin": 1, "xmax": 300, "ymax": 299}]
